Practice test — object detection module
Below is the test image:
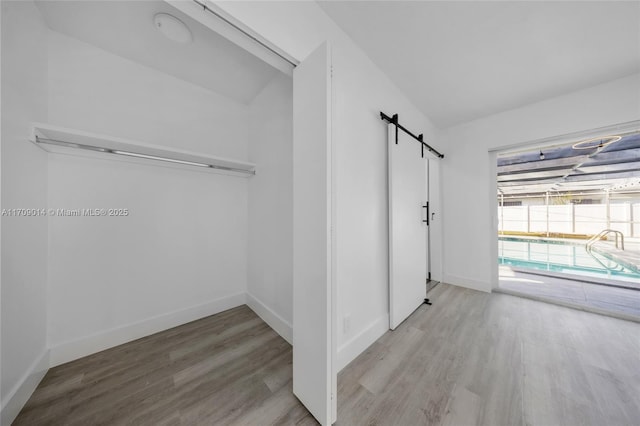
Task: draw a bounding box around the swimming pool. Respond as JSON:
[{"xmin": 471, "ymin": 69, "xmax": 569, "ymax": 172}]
[{"xmin": 498, "ymin": 236, "xmax": 640, "ymax": 285}]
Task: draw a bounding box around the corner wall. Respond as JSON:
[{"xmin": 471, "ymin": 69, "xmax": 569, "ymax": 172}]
[
  {"xmin": 247, "ymin": 73, "xmax": 294, "ymax": 343},
  {"xmin": 212, "ymin": 1, "xmax": 442, "ymax": 370},
  {"xmin": 45, "ymin": 30, "xmax": 250, "ymax": 365},
  {"xmin": 331, "ymin": 37, "xmax": 439, "ymax": 370},
  {"xmin": 440, "ymin": 73, "xmax": 640, "ymax": 292},
  {"xmin": 1, "ymin": 2, "xmax": 49, "ymax": 424}
]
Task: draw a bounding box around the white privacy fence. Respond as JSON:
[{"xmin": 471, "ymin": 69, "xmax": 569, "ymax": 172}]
[{"xmin": 498, "ymin": 203, "xmax": 640, "ymax": 237}]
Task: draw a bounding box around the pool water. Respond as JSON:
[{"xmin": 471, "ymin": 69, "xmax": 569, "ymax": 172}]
[{"xmin": 498, "ymin": 237, "xmax": 640, "ymax": 284}]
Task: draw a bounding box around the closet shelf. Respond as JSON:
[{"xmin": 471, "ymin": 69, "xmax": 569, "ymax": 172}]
[{"xmin": 29, "ymin": 123, "xmax": 256, "ymax": 177}]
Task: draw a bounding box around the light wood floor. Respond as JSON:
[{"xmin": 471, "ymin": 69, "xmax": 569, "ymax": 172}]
[
  {"xmin": 337, "ymin": 284, "xmax": 640, "ymax": 425},
  {"xmin": 14, "ymin": 305, "xmax": 316, "ymax": 425},
  {"xmin": 15, "ymin": 284, "xmax": 640, "ymax": 425}
]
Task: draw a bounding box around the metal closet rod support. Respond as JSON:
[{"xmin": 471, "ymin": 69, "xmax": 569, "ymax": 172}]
[
  {"xmin": 380, "ymin": 111, "xmax": 444, "ymax": 159},
  {"xmin": 34, "ymin": 136, "xmax": 256, "ymax": 175}
]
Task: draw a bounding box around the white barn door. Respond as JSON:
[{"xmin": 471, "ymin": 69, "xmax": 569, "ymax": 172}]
[
  {"xmin": 388, "ymin": 124, "xmax": 428, "ymax": 330},
  {"xmin": 292, "ymin": 42, "xmax": 336, "ymax": 425}
]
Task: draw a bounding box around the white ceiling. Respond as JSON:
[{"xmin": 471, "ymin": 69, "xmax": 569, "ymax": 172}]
[
  {"xmin": 318, "ymin": 1, "xmax": 640, "ymax": 128},
  {"xmin": 35, "ymin": 1, "xmax": 280, "ymax": 104}
]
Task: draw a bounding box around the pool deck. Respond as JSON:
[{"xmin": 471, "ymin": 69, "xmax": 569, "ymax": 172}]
[
  {"xmin": 500, "ymin": 234, "xmax": 640, "ymax": 249},
  {"xmin": 499, "ymin": 266, "xmax": 640, "ymax": 320},
  {"xmin": 590, "ymin": 242, "xmax": 640, "ymax": 274}
]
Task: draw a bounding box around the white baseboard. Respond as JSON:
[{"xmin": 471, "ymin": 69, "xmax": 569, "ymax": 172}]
[
  {"xmin": 6, "ymin": 291, "xmax": 291, "ymax": 424},
  {"xmin": 337, "ymin": 314, "xmax": 389, "ymax": 372},
  {"xmin": 245, "ymin": 293, "xmax": 293, "ymax": 345},
  {"xmin": 1, "ymin": 349, "xmax": 49, "ymax": 426},
  {"xmin": 443, "ymin": 274, "xmax": 491, "ymax": 293},
  {"xmin": 49, "ymin": 292, "xmax": 246, "ymax": 367}
]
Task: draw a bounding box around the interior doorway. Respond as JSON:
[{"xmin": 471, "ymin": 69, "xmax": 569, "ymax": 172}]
[
  {"xmin": 384, "ymin": 113, "xmax": 444, "ymax": 329},
  {"xmin": 387, "ymin": 121, "xmax": 429, "ymax": 329}
]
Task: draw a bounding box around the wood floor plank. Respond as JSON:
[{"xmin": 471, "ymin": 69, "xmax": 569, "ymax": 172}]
[
  {"xmin": 339, "ymin": 283, "xmax": 640, "ymax": 426},
  {"xmin": 13, "ymin": 306, "xmax": 315, "ymax": 426},
  {"xmin": 14, "ymin": 284, "xmax": 640, "ymax": 425}
]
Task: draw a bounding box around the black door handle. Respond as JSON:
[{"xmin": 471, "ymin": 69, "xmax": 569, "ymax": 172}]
[{"xmin": 422, "ymin": 203, "xmax": 429, "ymax": 225}]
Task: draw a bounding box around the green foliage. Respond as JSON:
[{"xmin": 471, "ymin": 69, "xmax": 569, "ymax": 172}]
[{"xmin": 550, "ymin": 192, "xmax": 575, "ymax": 205}]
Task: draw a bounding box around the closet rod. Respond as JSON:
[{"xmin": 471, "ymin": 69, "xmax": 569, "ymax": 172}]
[
  {"xmin": 192, "ymin": 0, "xmax": 298, "ymax": 68},
  {"xmin": 35, "ymin": 136, "xmax": 256, "ymax": 175},
  {"xmin": 380, "ymin": 112, "xmax": 444, "ymax": 159}
]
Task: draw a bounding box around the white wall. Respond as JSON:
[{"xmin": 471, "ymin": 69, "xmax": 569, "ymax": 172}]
[
  {"xmin": 46, "ymin": 31, "xmax": 248, "ymax": 159},
  {"xmin": 211, "ymin": 1, "xmax": 442, "ymax": 370},
  {"xmin": 246, "ymin": 73, "xmax": 294, "ymax": 342},
  {"xmin": 428, "ymin": 159, "xmax": 443, "ymax": 282},
  {"xmin": 441, "ymin": 73, "xmax": 640, "ymax": 292},
  {"xmin": 332, "ymin": 39, "xmax": 439, "ymax": 369},
  {"xmin": 45, "ymin": 31, "xmax": 250, "ymax": 364},
  {"xmin": 0, "ymin": 1, "xmax": 49, "ymax": 423}
]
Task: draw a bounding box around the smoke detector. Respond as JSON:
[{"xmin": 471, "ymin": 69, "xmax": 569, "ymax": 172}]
[{"xmin": 153, "ymin": 13, "xmax": 192, "ymax": 44}]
